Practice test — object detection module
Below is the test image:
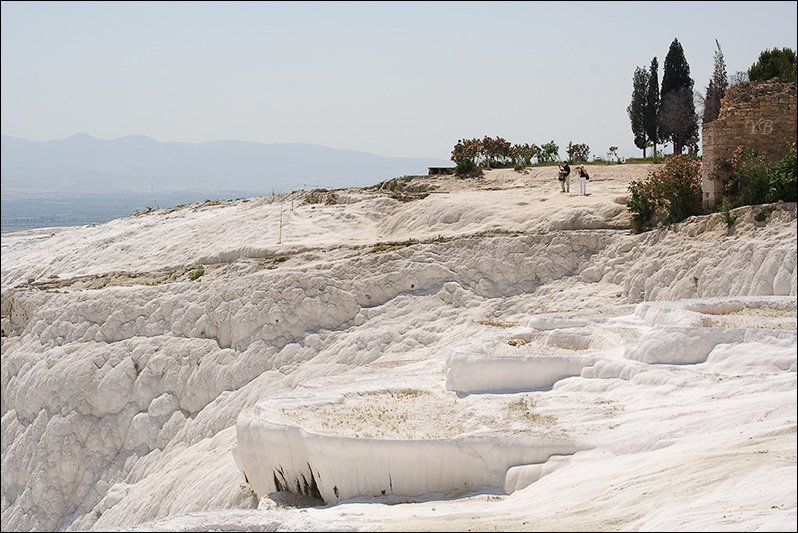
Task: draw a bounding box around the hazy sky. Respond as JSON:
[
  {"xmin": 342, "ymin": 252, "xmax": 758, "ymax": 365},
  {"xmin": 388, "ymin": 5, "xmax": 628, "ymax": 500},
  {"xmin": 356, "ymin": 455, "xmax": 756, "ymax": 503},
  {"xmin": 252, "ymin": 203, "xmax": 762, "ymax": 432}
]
[{"xmin": 2, "ymin": 1, "xmax": 796, "ymax": 159}]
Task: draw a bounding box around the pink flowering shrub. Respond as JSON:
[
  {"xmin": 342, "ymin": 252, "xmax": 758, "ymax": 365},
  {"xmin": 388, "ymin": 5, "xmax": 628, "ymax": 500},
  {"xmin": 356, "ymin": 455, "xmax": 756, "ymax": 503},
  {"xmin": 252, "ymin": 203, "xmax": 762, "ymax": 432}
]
[
  {"xmin": 479, "ymin": 135, "xmax": 516, "ymax": 168},
  {"xmin": 451, "ymin": 138, "xmax": 482, "ymax": 176},
  {"xmin": 626, "ymin": 155, "xmax": 702, "ymax": 232},
  {"xmin": 626, "ymin": 178, "xmax": 657, "ymax": 233},
  {"xmin": 451, "ymin": 136, "xmax": 520, "ymax": 175}
]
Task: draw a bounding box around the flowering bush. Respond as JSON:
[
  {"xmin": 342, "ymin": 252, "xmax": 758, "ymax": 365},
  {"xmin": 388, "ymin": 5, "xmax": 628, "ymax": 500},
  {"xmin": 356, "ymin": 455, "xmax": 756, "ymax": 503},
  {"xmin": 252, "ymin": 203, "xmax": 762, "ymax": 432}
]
[
  {"xmin": 626, "ymin": 155, "xmax": 702, "ymax": 232},
  {"xmin": 451, "ymin": 136, "xmax": 517, "ymax": 174},
  {"xmin": 451, "ymin": 138, "xmax": 481, "ymax": 165},
  {"xmin": 480, "ymin": 135, "xmax": 516, "ymax": 168},
  {"xmin": 626, "ymin": 178, "xmax": 657, "ymax": 233}
]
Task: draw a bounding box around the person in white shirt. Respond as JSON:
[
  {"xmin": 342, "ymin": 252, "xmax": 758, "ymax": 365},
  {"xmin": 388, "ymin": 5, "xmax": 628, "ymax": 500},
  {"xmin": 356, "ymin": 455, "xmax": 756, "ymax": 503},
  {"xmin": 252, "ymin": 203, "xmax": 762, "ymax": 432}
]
[{"xmin": 577, "ymin": 166, "xmax": 590, "ymax": 196}]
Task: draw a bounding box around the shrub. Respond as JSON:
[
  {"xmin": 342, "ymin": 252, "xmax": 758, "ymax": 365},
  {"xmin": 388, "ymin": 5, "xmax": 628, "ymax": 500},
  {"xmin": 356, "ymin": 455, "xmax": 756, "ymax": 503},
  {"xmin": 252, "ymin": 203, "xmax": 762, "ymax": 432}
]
[
  {"xmin": 771, "ymin": 141, "xmax": 797, "ymax": 202},
  {"xmin": 754, "ymin": 207, "xmax": 773, "ymax": 222},
  {"xmin": 722, "ymin": 143, "xmax": 797, "ymax": 206},
  {"xmin": 455, "ymin": 159, "xmax": 477, "ymax": 176},
  {"xmin": 712, "ymin": 158, "xmax": 736, "ymax": 203},
  {"xmin": 744, "ymin": 171, "xmax": 777, "ymax": 205},
  {"xmin": 732, "ymin": 146, "xmax": 772, "ymax": 204},
  {"xmin": 451, "ymin": 136, "xmax": 516, "ymax": 170},
  {"xmin": 626, "ymin": 154, "xmax": 702, "ymax": 232},
  {"xmin": 451, "ymin": 138, "xmax": 480, "ymax": 164},
  {"xmin": 627, "ymin": 179, "xmax": 657, "ymax": 233},
  {"xmin": 719, "ymin": 197, "xmax": 737, "ymax": 228},
  {"xmin": 480, "ymin": 135, "xmax": 516, "ymax": 168},
  {"xmin": 653, "ymin": 155, "xmax": 703, "ymax": 223}
]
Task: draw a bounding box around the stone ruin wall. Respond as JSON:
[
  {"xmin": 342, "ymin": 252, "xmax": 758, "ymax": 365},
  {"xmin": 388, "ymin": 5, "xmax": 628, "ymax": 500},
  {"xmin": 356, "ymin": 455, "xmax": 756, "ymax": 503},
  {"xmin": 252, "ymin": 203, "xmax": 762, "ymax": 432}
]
[{"xmin": 701, "ymin": 79, "xmax": 797, "ymax": 211}]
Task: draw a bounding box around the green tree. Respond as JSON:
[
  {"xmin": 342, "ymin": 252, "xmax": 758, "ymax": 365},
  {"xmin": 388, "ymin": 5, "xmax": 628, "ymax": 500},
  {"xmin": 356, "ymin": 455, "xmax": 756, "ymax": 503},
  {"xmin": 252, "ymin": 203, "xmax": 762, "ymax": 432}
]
[
  {"xmin": 513, "ymin": 143, "xmax": 539, "ymax": 166},
  {"xmin": 538, "ymin": 141, "xmax": 560, "ymax": 163},
  {"xmin": 747, "ymin": 47, "xmax": 797, "ymax": 83},
  {"xmin": 660, "ymin": 38, "xmax": 698, "ymax": 154},
  {"xmin": 529, "ymin": 143, "xmax": 541, "ymax": 164},
  {"xmin": 645, "ymin": 57, "xmax": 660, "ymax": 160},
  {"xmin": 628, "ymin": 66, "xmax": 650, "ymax": 157},
  {"xmin": 703, "ymin": 39, "xmax": 728, "ymax": 124},
  {"xmin": 566, "ymin": 141, "xmax": 590, "ymax": 163}
]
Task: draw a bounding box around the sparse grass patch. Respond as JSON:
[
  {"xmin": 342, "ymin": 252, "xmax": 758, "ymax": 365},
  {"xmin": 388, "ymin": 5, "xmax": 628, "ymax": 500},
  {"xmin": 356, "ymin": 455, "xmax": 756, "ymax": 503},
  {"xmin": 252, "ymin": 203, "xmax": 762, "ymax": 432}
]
[
  {"xmin": 625, "ymin": 157, "xmax": 663, "ymax": 164},
  {"xmin": 270, "ymin": 256, "xmax": 288, "ymax": 268},
  {"xmin": 508, "ymin": 396, "xmax": 557, "ymax": 425},
  {"xmin": 478, "ymin": 318, "xmax": 519, "ymax": 328},
  {"xmin": 188, "ymin": 265, "xmax": 205, "ymax": 281},
  {"xmin": 133, "ymin": 207, "xmax": 156, "ymax": 216},
  {"xmin": 370, "ymin": 239, "xmax": 419, "ymax": 253},
  {"xmin": 707, "ymin": 304, "xmax": 797, "ymax": 330},
  {"xmin": 389, "ymin": 389, "xmax": 427, "ymax": 399}
]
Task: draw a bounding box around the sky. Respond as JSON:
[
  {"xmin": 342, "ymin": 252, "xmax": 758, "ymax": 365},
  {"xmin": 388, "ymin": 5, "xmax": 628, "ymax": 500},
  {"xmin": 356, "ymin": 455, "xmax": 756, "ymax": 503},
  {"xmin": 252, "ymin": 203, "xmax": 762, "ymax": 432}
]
[{"xmin": 1, "ymin": 1, "xmax": 797, "ymax": 160}]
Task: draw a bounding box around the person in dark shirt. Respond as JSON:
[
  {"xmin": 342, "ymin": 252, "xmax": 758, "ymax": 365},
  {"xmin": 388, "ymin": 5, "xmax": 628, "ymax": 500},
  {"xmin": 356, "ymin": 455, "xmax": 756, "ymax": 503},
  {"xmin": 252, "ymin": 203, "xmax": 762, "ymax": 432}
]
[{"xmin": 558, "ymin": 161, "xmax": 571, "ymax": 193}]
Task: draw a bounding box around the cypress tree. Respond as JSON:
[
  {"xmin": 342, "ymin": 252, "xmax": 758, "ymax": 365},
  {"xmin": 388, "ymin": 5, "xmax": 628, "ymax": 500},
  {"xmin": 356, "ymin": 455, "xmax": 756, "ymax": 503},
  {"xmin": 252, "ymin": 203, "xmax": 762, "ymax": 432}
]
[
  {"xmin": 660, "ymin": 38, "xmax": 698, "ymax": 154},
  {"xmin": 703, "ymin": 39, "xmax": 728, "ymax": 124},
  {"xmin": 627, "ymin": 67, "xmax": 650, "ymax": 157},
  {"xmin": 645, "ymin": 57, "xmax": 660, "ymax": 160}
]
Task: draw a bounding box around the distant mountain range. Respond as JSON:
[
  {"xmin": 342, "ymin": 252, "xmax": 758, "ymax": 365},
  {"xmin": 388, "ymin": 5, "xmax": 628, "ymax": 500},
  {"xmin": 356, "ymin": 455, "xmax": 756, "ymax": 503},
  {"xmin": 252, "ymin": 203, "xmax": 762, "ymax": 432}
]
[{"xmin": 1, "ymin": 134, "xmax": 452, "ymax": 199}]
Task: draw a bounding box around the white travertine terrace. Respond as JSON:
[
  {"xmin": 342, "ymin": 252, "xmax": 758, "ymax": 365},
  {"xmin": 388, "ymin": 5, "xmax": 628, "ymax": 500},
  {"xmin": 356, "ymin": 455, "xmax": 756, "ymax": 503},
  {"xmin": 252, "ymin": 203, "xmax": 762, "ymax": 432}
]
[{"xmin": 1, "ymin": 166, "xmax": 795, "ymax": 531}]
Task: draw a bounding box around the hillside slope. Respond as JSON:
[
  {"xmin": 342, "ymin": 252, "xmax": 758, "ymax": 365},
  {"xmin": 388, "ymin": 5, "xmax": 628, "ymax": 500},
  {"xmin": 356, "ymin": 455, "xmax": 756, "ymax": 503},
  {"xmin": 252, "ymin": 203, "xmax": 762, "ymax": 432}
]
[
  {"xmin": 0, "ymin": 134, "xmax": 451, "ymax": 198},
  {"xmin": 1, "ymin": 164, "xmax": 795, "ymax": 531}
]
